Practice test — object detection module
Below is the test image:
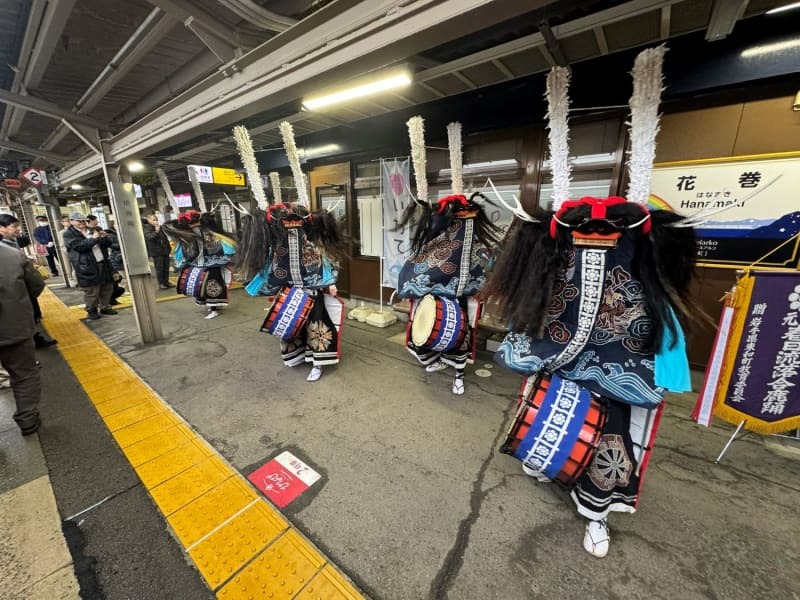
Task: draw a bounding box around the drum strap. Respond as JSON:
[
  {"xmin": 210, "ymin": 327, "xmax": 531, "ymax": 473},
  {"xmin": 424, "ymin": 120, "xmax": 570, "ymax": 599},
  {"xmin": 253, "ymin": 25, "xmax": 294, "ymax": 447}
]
[
  {"xmin": 455, "ymin": 218, "xmax": 474, "ymax": 298},
  {"xmin": 548, "ymin": 248, "xmax": 607, "ymax": 371},
  {"xmin": 287, "ymin": 229, "xmax": 304, "ymax": 287}
]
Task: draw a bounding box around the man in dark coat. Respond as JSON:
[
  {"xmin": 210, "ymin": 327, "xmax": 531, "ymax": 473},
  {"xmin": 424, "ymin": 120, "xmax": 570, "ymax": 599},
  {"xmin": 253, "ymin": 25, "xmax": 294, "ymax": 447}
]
[
  {"xmin": 103, "ymin": 218, "xmax": 126, "ymax": 305},
  {"xmin": 142, "ymin": 212, "xmax": 172, "ymax": 289},
  {"xmin": 32, "ymin": 215, "xmax": 59, "ymax": 276},
  {"xmin": 0, "ymin": 242, "xmax": 45, "ymax": 435},
  {"xmin": 63, "ymin": 211, "xmax": 117, "ymax": 320}
]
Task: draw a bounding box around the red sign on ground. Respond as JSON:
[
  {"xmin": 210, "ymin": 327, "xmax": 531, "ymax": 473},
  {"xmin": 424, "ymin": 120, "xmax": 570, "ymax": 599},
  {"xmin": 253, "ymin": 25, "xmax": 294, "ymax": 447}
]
[{"xmin": 247, "ymin": 451, "xmax": 321, "ymax": 508}]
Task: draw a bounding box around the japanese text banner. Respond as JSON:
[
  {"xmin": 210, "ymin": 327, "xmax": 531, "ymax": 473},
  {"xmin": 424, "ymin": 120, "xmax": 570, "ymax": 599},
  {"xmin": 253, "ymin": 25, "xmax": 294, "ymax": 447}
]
[
  {"xmin": 381, "ymin": 159, "xmax": 411, "ymax": 289},
  {"xmin": 713, "ymin": 271, "xmax": 800, "ymax": 433},
  {"xmin": 649, "ymin": 154, "xmax": 800, "ymax": 267}
]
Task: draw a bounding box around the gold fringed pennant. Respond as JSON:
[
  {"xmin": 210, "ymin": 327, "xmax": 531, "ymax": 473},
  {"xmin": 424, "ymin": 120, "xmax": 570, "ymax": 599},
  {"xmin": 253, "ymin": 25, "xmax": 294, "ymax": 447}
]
[{"xmin": 711, "ymin": 270, "xmax": 800, "ymax": 434}]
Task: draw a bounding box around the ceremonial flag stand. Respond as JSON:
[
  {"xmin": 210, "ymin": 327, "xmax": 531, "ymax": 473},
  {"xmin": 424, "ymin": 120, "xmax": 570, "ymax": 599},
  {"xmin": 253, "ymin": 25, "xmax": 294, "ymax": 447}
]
[{"xmin": 695, "ymin": 234, "xmax": 800, "ymax": 464}]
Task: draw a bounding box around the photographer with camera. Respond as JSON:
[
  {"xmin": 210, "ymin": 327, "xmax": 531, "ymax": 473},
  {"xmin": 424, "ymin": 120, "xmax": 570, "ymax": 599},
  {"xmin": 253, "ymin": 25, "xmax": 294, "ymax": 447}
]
[{"xmin": 63, "ymin": 212, "xmax": 117, "ymax": 321}]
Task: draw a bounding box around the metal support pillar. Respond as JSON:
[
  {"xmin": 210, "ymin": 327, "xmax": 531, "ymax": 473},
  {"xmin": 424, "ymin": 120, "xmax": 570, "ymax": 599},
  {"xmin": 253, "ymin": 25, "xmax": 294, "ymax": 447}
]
[
  {"xmin": 34, "ymin": 186, "xmax": 72, "ymax": 287},
  {"xmin": 98, "ymin": 135, "xmax": 163, "ymax": 343}
]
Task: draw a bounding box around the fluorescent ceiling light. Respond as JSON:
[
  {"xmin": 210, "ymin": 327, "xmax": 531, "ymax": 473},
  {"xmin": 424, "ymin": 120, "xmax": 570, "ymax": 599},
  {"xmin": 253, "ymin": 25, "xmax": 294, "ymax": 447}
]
[
  {"xmin": 303, "ymin": 71, "xmax": 411, "ymax": 110},
  {"xmin": 127, "ymin": 161, "xmax": 145, "ymax": 172},
  {"xmin": 741, "ymin": 38, "xmax": 800, "ymax": 57},
  {"xmin": 767, "ymin": 2, "xmax": 800, "ymax": 14},
  {"xmin": 302, "ymin": 143, "xmax": 341, "ymax": 158},
  {"xmin": 71, "ymin": 184, "xmax": 83, "ymax": 190},
  {"xmin": 439, "ymin": 159, "xmax": 519, "ymax": 177}
]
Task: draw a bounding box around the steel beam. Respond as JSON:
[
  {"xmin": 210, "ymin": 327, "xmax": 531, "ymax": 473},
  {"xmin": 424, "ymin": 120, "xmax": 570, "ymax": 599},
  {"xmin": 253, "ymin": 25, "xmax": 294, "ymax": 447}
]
[
  {"xmin": 38, "ymin": 8, "xmax": 176, "ymax": 154},
  {"xmin": 59, "ymin": 0, "xmax": 542, "ymax": 185},
  {"xmin": 538, "ymin": 20, "xmax": 568, "ymax": 67},
  {"xmin": 593, "ymin": 26, "xmax": 609, "ymax": 54},
  {"xmin": 114, "ymin": 50, "xmax": 221, "ymax": 124},
  {"xmin": 706, "ymin": 0, "xmax": 748, "ymax": 42},
  {"xmin": 0, "ymin": 0, "xmax": 47, "ymax": 158},
  {"xmin": 146, "ymin": 0, "xmax": 242, "ymax": 45},
  {"xmin": 185, "ymin": 18, "xmax": 238, "ymax": 63},
  {"xmin": 217, "ymin": 0, "xmax": 296, "ymax": 32},
  {"xmin": 1, "ymin": 0, "xmax": 78, "ymax": 152},
  {"xmin": 0, "ymin": 89, "xmax": 110, "ymax": 130},
  {"xmin": 660, "ymin": 4, "xmax": 672, "ymax": 39},
  {"xmin": 24, "ymin": 0, "xmax": 79, "ymax": 89},
  {"xmin": 491, "ymin": 59, "xmax": 515, "ymax": 80},
  {"xmin": 0, "ymin": 140, "xmax": 71, "ymax": 165}
]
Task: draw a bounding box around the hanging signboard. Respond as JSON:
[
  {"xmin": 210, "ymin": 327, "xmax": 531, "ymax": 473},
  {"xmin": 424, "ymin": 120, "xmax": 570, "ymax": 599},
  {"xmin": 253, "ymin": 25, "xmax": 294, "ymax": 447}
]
[
  {"xmin": 649, "ymin": 153, "xmax": 800, "ymax": 268},
  {"xmin": 174, "ymin": 192, "xmax": 193, "ymax": 207},
  {"xmin": 380, "ymin": 158, "xmax": 411, "ymax": 288},
  {"xmin": 187, "ymin": 165, "xmax": 244, "ymax": 186},
  {"xmin": 211, "ymin": 167, "xmax": 245, "ymax": 186},
  {"xmin": 2, "ymin": 179, "xmax": 21, "ymax": 188},
  {"xmin": 188, "ymin": 165, "xmax": 213, "ymax": 184},
  {"xmin": 20, "ymin": 168, "xmax": 47, "ymax": 187}
]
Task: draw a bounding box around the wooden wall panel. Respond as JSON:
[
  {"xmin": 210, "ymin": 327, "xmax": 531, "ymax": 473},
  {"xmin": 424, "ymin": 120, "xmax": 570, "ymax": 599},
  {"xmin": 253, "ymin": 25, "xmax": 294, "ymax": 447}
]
[
  {"xmin": 656, "ymin": 105, "xmax": 742, "ymax": 162},
  {"xmin": 733, "ymin": 96, "xmax": 800, "ymax": 155}
]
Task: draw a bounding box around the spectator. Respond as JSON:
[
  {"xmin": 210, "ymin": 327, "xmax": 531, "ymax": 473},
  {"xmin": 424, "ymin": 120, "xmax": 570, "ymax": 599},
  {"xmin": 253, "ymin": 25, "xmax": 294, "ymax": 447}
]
[
  {"xmin": 104, "ymin": 218, "xmax": 126, "ymax": 305},
  {"xmin": 142, "ymin": 212, "xmax": 173, "ymax": 289},
  {"xmin": 0, "ymin": 214, "xmax": 57, "ymax": 348},
  {"xmin": 57, "ymin": 215, "xmax": 74, "ymax": 284},
  {"xmin": 63, "ymin": 211, "xmax": 118, "ymax": 321},
  {"xmin": 0, "ymin": 212, "xmax": 23, "ymax": 249},
  {"xmin": 32, "ymin": 215, "xmax": 59, "ymax": 276},
  {"xmin": 0, "ymin": 242, "xmax": 45, "ymax": 435}
]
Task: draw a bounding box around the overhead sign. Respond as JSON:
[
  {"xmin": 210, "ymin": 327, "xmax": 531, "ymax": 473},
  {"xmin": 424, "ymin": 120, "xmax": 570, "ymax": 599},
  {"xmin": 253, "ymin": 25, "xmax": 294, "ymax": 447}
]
[
  {"xmin": 650, "ymin": 153, "xmax": 800, "ymax": 267},
  {"xmin": 20, "ymin": 168, "xmax": 46, "ymax": 187},
  {"xmin": 174, "ymin": 192, "xmax": 193, "ymax": 208},
  {"xmin": 211, "ymin": 167, "xmax": 245, "ymax": 186},
  {"xmin": 188, "ymin": 165, "xmax": 213, "ymax": 184},
  {"xmin": 247, "ymin": 451, "xmax": 321, "ymax": 508},
  {"xmin": 188, "ymin": 164, "xmax": 245, "ymax": 186},
  {"xmin": 2, "ymin": 179, "xmax": 21, "ymax": 188}
]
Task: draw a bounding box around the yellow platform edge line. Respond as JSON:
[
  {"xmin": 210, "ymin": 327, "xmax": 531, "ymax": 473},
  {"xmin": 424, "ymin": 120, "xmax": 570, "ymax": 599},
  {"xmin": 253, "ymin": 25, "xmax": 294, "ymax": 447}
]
[{"xmin": 38, "ymin": 288, "xmax": 365, "ymax": 600}]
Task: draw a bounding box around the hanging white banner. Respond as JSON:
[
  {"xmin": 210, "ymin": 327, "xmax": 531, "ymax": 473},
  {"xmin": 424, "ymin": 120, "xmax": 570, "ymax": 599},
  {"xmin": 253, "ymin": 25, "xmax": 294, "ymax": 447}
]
[{"xmin": 381, "ymin": 158, "xmax": 411, "ymax": 289}]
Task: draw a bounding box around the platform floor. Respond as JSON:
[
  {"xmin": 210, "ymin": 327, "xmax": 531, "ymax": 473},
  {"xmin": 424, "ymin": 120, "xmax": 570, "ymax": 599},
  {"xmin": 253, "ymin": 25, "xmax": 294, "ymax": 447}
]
[{"xmin": 2, "ymin": 283, "xmax": 799, "ymax": 599}]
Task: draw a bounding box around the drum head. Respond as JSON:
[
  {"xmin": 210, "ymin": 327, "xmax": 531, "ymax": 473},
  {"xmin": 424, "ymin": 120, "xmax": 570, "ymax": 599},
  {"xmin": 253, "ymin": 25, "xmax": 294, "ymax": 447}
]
[{"xmin": 411, "ymin": 295, "xmax": 437, "ymax": 347}]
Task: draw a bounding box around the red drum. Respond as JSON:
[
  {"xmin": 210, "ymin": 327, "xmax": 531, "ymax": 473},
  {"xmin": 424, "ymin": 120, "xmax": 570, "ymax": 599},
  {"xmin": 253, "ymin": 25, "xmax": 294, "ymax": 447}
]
[
  {"xmin": 501, "ymin": 372, "xmax": 606, "ymax": 487},
  {"xmin": 410, "ymin": 294, "xmax": 467, "ymax": 352},
  {"xmin": 177, "ymin": 266, "xmax": 208, "ymax": 298},
  {"xmin": 261, "ymin": 287, "xmax": 314, "ymax": 340}
]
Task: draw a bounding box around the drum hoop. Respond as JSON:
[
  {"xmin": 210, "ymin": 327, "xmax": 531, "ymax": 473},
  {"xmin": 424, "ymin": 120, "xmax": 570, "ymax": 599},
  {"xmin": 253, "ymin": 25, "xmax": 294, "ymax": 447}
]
[
  {"xmin": 411, "ymin": 294, "xmax": 437, "ymax": 347},
  {"xmin": 499, "ymin": 373, "xmax": 608, "ymax": 487}
]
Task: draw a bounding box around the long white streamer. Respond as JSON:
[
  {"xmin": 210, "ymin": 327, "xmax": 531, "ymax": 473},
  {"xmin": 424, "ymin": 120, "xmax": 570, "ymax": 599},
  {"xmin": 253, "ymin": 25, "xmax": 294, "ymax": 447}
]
[
  {"xmin": 407, "ymin": 116, "xmax": 428, "ymax": 203},
  {"xmin": 446, "ymin": 122, "xmax": 463, "ymax": 195},
  {"xmin": 156, "ymin": 168, "xmax": 178, "ymax": 215},
  {"xmin": 188, "ymin": 166, "xmax": 207, "ymax": 213},
  {"xmin": 627, "ymin": 45, "xmax": 666, "ymax": 205},
  {"xmin": 278, "ymin": 121, "xmax": 309, "ymax": 207},
  {"xmin": 268, "ymin": 171, "xmax": 282, "ymax": 205},
  {"xmin": 545, "ymin": 66, "xmax": 572, "ymax": 210},
  {"xmin": 233, "ymin": 125, "xmax": 268, "ymax": 209}
]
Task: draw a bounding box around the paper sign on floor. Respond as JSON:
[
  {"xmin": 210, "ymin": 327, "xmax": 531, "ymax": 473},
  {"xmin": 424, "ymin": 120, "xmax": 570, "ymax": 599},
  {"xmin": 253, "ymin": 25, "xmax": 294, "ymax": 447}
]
[{"xmin": 247, "ymin": 451, "xmax": 321, "ymax": 508}]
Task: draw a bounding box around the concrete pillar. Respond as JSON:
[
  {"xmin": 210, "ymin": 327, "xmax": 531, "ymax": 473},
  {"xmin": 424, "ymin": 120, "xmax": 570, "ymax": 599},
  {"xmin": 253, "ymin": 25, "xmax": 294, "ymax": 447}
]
[{"xmin": 99, "ymin": 136, "xmax": 163, "ymax": 343}]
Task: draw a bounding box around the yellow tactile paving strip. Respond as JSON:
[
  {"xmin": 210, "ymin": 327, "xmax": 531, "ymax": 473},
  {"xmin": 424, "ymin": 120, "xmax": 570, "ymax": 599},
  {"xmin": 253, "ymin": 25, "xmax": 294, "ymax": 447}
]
[{"xmin": 39, "ymin": 288, "xmax": 364, "ymax": 600}]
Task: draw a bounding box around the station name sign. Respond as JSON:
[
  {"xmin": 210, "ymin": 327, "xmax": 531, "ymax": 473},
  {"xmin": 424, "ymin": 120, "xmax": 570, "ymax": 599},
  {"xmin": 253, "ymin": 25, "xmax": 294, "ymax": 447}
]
[{"xmin": 188, "ymin": 165, "xmax": 245, "ymax": 186}]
